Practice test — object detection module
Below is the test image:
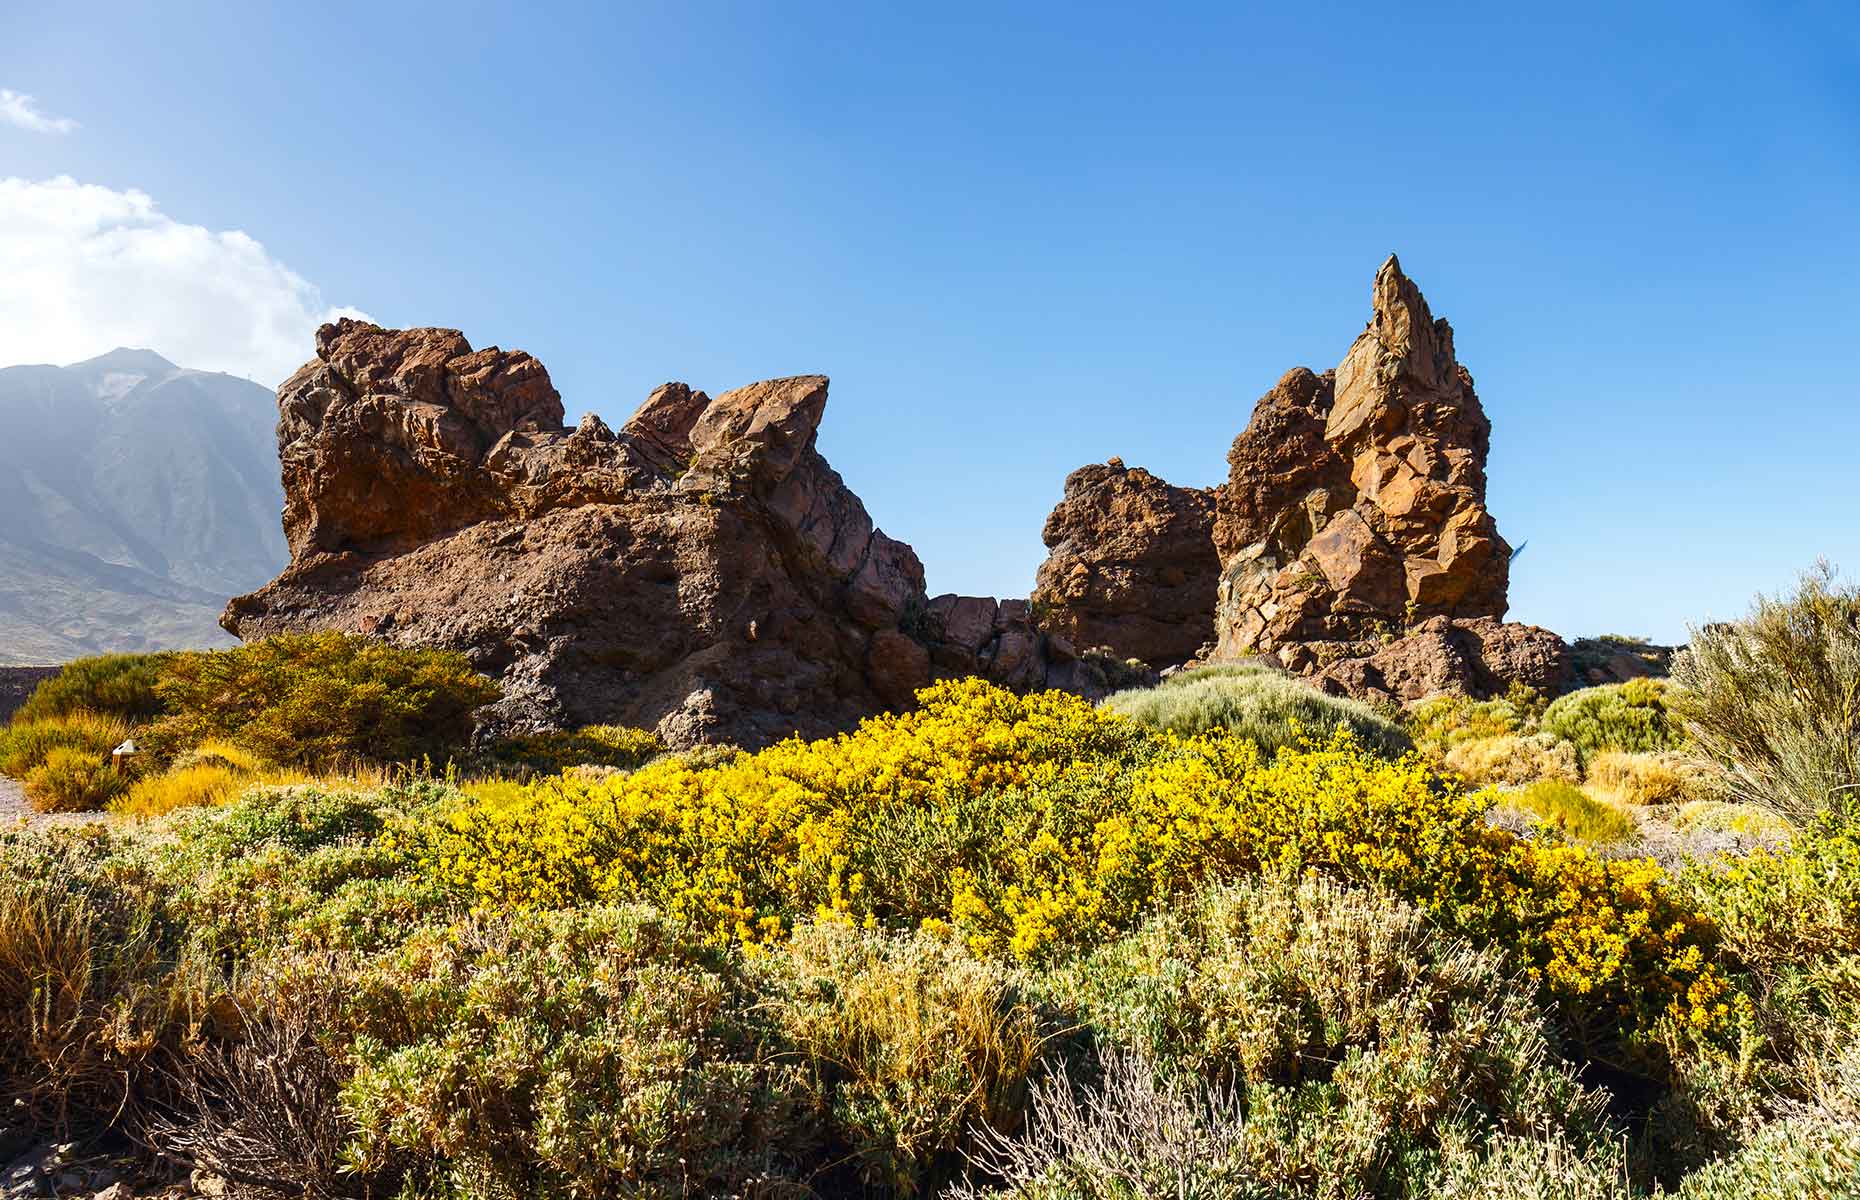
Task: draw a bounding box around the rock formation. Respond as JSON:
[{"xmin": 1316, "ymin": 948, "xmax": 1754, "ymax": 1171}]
[
  {"xmin": 234, "ymin": 258, "xmax": 1582, "ymax": 748},
  {"xmin": 1213, "ymin": 256, "xmax": 1509, "ymax": 655},
  {"xmin": 226, "ymin": 321, "xmax": 1111, "ymax": 748},
  {"xmin": 1032, "ymin": 255, "xmax": 1571, "ymax": 704},
  {"xmin": 1029, "ymin": 460, "xmax": 1219, "ymax": 669}
]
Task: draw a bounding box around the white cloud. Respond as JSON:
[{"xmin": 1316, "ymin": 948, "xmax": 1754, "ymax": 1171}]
[
  {"xmin": 0, "ymin": 176, "xmax": 368, "ymax": 386},
  {"xmin": 0, "ymin": 89, "xmax": 78, "ymax": 134}
]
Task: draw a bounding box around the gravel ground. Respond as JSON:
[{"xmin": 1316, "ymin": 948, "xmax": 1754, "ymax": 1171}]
[{"xmin": 0, "ymin": 772, "xmax": 108, "ymax": 832}]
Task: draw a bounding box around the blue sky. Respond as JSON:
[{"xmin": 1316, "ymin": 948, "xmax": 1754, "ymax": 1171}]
[{"xmin": 4, "ymin": 1, "xmax": 1857, "ymax": 642}]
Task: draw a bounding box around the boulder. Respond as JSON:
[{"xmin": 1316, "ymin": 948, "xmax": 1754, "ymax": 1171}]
[
  {"xmin": 1029, "ymin": 460, "xmax": 1219, "ymax": 669},
  {"xmin": 1304, "ymin": 617, "xmax": 1574, "ymax": 705}
]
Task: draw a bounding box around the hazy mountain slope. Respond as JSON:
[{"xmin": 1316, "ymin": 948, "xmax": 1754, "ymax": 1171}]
[{"xmin": 0, "ymin": 350, "xmax": 286, "ymax": 664}]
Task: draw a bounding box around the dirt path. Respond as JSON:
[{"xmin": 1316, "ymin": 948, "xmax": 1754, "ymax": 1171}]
[{"xmin": 0, "ymin": 772, "xmax": 108, "ymax": 833}]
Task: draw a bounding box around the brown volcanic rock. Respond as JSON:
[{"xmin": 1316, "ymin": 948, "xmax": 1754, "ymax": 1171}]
[
  {"xmin": 1030, "ymin": 460, "xmax": 1219, "ymax": 669},
  {"xmin": 1302, "ymin": 617, "xmax": 1573, "ymax": 705},
  {"xmin": 227, "ymin": 320, "xmax": 949, "ymax": 748},
  {"xmin": 1213, "ymin": 256, "xmax": 1509, "ymax": 659}
]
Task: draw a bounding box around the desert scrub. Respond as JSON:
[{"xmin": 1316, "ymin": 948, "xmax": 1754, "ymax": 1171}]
[
  {"xmin": 112, "ymin": 742, "xmax": 284, "ymax": 819},
  {"xmin": 1672, "ymin": 563, "xmax": 1860, "ymax": 825},
  {"xmin": 1443, "ymin": 732, "xmax": 1580, "ymax": 787},
  {"xmin": 141, "ymin": 631, "xmax": 500, "ymax": 769},
  {"xmin": 0, "ymin": 835, "xmax": 206, "ymax": 1131},
  {"xmin": 1038, "ymin": 875, "xmax": 1610, "ymax": 1198},
  {"xmin": 14, "ymin": 651, "xmax": 177, "ymax": 724},
  {"xmin": 1542, "ymin": 679, "xmax": 1683, "ymax": 763},
  {"xmin": 950, "ymin": 1050, "xmax": 1256, "ymax": 1200},
  {"xmin": 1503, "ymin": 780, "xmax": 1638, "ymax": 847},
  {"xmin": 433, "ymin": 681, "xmax": 1729, "ymax": 1059},
  {"xmin": 479, "ymin": 723, "xmax": 664, "ymax": 776},
  {"xmin": 1103, "ymin": 664, "xmax": 1411, "ymax": 759},
  {"xmin": 762, "ymin": 921, "xmax": 1044, "ymax": 1194},
  {"xmin": 0, "ymin": 710, "xmax": 131, "ymax": 778},
  {"xmin": 129, "ymin": 782, "xmax": 457, "ymax": 959},
  {"xmin": 1586, "ymin": 750, "xmax": 1701, "ymax": 807},
  {"xmin": 1406, "ymin": 685, "xmax": 1546, "ymax": 756},
  {"xmin": 338, "ymin": 904, "xmax": 818, "ymax": 1198},
  {"xmin": 24, "ymin": 745, "xmax": 131, "ymax": 813}
]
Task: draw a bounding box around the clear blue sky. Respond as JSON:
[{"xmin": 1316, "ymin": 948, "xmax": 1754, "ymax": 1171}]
[{"xmin": 5, "ymin": 1, "xmax": 1857, "ymax": 643}]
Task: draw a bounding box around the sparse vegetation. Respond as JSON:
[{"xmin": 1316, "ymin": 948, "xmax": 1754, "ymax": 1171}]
[
  {"xmin": 1542, "ymin": 678, "xmax": 1684, "ymax": 763},
  {"xmin": 1673, "ymin": 563, "xmax": 1860, "ymax": 825},
  {"xmin": 3, "ymin": 573, "xmax": 1859, "ymax": 1197},
  {"xmin": 1104, "ymin": 662, "xmax": 1412, "ymax": 759}
]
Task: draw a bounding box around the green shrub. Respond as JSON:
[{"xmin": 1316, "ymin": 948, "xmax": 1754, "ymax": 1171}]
[
  {"xmin": 1038, "ymin": 875, "xmax": 1609, "ymax": 1197},
  {"xmin": 1663, "ymin": 822, "xmax": 1860, "ymax": 1148},
  {"xmin": 762, "ymin": 922, "xmax": 1045, "ymax": 1194},
  {"xmin": 1104, "ymin": 666, "xmax": 1412, "ymax": 759},
  {"xmin": 0, "ymin": 837, "xmax": 204, "ymax": 1132},
  {"xmin": 15, "ymin": 652, "xmax": 176, "ymax": 724},
  {"xmin": 1505, "ymin": 780, "xmax": 1638, "ymax": 847},
  {"xmin": 338, "ymin": 905, "xmax": 818, "ymax": 1198},
  {"xmin": 1542, "ymin": 679, "xmax": 1682, "ymax": 763},
  {"xmin": 1429, "ymin": 1134, "xmax": 1635, "ymax": 1200},
  {"xmin": 0, "ymin": 711, "xmax": 130, "ymax": 777},
  {"xmin": 1673, "ymin": 1114, "xmax": 1860, "ymax": 1199},
  {"xmin": 23, "ymin": 746, "xmax": 131, "ymax": 813},
  {"xmin": 140, "ymin": 783, "xmax": 453, "ymax": 958},
  {"xmin": 143, "ymin": 632, "xmax": 500, "ymax": 769},
  {"xmin": 1407, "ymin": 685, "xmax": 1546, "ymax": 756},
  {"xmin": 1672, "ymin": 564, "xmax": 1860, "ymax": 825},
  {"xmin": 480, "ymin": 724, "xmax": 665, "ymax": 776}
]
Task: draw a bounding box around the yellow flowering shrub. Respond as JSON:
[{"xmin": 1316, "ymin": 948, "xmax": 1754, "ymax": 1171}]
[{"xmin": 428, "ymin": 679, "xmax": 1728, "ymax": 1050}]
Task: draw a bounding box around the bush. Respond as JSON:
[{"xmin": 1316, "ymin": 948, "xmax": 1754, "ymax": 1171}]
[
  {"xmin": 0, "ymin": 710, "xmax": 130, "ymax": 777},
  {"xmin": 1505, "ymin": 780, "xmax": 1638, "ymax": 847},
  {"xmin": 1542, "ymin": 679, "xmax": 1683, "ymax": 763},
  {"xmin": 1103, "ymin": 665, "xmax": 1412, "ymax": 759},
  {"xmin": 0, "ymin": 838, "xmax": 204, "ymax": 1132},
  {"xmin": 1040, "ymin": 875, "xmax": 1609, "ymax": 1197},
  {"xmin": 1407, "ymin": 686, "xmax": 1546, "ymax": 756},
  {"xmin": 763, "ymin": 922, "xmax": 1043, "ymax": 1194},
  {"xmin": 115, "ymin": 762, "xmax": 253, "ymax": 820},
  {"xmin": 1672, "ymin": 564, "xmax": 1860, "ymax": 825},
  {"xmin": 24, "ymin": 746, "xmax": 130, "ymax": 813},
  {"xmin": 429, "ymin": 680, "xmax": 1729, "ymax": 1057},
  {"xmin": 1443, "ymin": 732, "xmax": 1580, "ymax": 787},
  {"xmin": 1673, "ymin": 1114, "xmax": 1860, "ymax": 1199},
  {"xmin": 1586, "ymin": 750, "xmax": 1699, "ymax": 807},
  {"xmin": 950, "ymin": 1050, "xmax": 1255, "ymax": 1200},
  {"xmin": 479, "ymin": 724, "xmax": 664, "ymax": 776},
  {"xmin": 338, "ymin": 905, "xmax": 818, "ymax": 1198},
  {"xmin": 15, "ymin": 652, "xmax": 176, "ymax": 724},
  {"xmin": 143, "ymin": 632, "xmax": 500, "ymax": 769},
  {"xmin": 140, "ymin": 783, "xmax": 453, "ymax": 959}
]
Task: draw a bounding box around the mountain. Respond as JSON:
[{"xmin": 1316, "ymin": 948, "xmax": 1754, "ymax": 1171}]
[{"xmin": 0, "ymin": 349, "xmax": 287, "ymax": 664}]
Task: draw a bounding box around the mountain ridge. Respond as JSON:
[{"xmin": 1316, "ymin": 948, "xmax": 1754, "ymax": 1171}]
[{"xmin": 0, "ymin": 350, "xmax": 287, "ymax": 664}]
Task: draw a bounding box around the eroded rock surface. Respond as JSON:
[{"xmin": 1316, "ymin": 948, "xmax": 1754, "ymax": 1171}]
[
  {"xmin": 228, "ymin": 320, "xmax": 1058, "ymax": 747},
  {"xmin": 1213, "ymin": 256, "xmax": 1509, "ymax": 656},
  {"xmin": 1030, "ymin": 460, "xmax": 1219, "ymax": 669}
]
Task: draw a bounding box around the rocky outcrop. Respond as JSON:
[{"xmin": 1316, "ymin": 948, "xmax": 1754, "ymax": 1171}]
[
  {"xmin": 1029, "ymin": 256, "xmax": 1569, "ymax": 706},
  {"xmin": 227, "ymin": 321, "xmax": 1088, "ymax": 748},
  {"xmin": 1030, "ymin": 460, "xmax": 1219, "ymax": 669},
  {"xmin": 1302, "ymin": 617, "xmax": 1573, "ymax": 705},
  {"xmin": 1213, "ymin": 256, "xmax": 1509, "ymax": 657},
  {"xmin": 233, "ymin": 257, "xmax": 1583, "ymax": 747}
]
